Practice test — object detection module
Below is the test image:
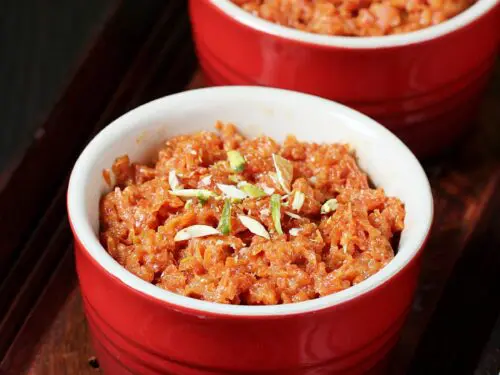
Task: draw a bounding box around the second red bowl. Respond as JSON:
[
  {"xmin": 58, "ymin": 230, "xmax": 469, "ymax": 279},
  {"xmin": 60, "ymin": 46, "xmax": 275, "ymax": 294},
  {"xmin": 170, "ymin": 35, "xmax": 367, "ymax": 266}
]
[{"xmin": 189, "ymin": 0, "xmax": 500, "ymax": 157}]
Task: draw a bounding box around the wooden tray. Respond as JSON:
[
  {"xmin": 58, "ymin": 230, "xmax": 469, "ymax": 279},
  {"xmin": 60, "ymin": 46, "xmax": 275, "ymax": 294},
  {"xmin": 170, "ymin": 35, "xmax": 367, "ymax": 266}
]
[{"xmin": 1, "ymin": 1, "xmax": 500, "ymax": 374}]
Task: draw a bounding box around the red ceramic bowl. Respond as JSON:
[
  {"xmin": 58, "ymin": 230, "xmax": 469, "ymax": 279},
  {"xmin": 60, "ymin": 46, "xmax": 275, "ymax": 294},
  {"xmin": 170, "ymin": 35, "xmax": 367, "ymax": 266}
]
[
  {"xmin": 189, "ymin": 0, "xmax": 500, "ymax": 157},
  {"xmin": 67, "ymin": 86, "xmax": 433, "ymax": 375}
]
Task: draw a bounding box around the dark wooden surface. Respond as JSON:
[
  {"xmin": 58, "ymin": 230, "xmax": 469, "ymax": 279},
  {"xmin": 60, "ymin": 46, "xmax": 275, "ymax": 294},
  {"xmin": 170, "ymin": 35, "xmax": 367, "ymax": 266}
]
[
  {"xmin": 0, "ymin": 0, "xmax": 113, "ymax": 176},
  {"xmin": 0, "ymin": 1, "xmax": 499, "ymax": 374}
]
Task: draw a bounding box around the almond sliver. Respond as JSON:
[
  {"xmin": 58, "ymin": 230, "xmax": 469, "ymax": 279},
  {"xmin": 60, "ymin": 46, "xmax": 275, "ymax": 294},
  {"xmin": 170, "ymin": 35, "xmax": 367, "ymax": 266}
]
[
  {"xmin": 217, "ymin": 183, "xmax": 247, "ymax": 200},
  {"xmin": 169, "ymin": 170, "xmax": 181, "ymax": 190},
  {"xmin": 272, "ymin": 154, "xmax": 293, "ymax": 193},
  {"xmin": 289, "ymin": 228, "xmax": 302, "ymax": 236},
  {"xmin": 238, "ymin": 215, "xmax": 270, "ymax": 240},
  {"xmin": 291, "ymin": 191, "xmax": 305, "ymax": 211},
  {"xmin": 261, "ymin": 184, "xmax": 275, "ymax": 195},
  {"xmin": 321, "ymin": 199, "xmax": 338, "ymax": 214},
  {"xmin": 200, "ymin": 175, "xmax": 212, "ymax": 186},
  {"xmin": 285, "ymin": 211, "xmax": 302, "ymax": 220},
  {"xmin": 174, "ymin": 225, "xmax": 220, "ymax": 241}
]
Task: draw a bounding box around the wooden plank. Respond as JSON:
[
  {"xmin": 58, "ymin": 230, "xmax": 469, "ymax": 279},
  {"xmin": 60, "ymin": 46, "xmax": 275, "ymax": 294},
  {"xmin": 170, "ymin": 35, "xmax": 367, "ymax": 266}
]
[
  {"xmin": 389, "ymin": 167, "xmax": 500, "ymax": 373},
  {"xmin": 22, "ymin": 288, "xmax": 93, "ymax": 375},
  {"xmin": 389, "ymin": 60, "xmax": 500, "ymax": 374},
  {"xmin": 2, "ymin": 250, "xmax": 79, "ymax": 375},
  {"xmin": 408, "ymin": 206, "xmax": 500, "ymax": 374}
]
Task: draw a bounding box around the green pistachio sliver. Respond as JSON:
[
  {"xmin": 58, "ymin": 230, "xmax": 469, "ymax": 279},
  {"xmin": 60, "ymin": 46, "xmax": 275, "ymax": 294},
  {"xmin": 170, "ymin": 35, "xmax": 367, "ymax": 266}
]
[
  {"xmin": 321, "ymin": 198, "xmax": 338, "ymax": 214},
  {"xmin": 218, "ymin": 199, "xmax": 232, "ymax": 235},
  {"xmin": 270, "ymin": 194, "xmax": 283, "ymax": 235},
  {"xmin": 239, "ymin": 182, "xmax": 267, "ymax": 198},
  {"xmin": 227, "ymin": 150, "xmax": 246, "ymax": 172},
  {"xmin": 228, "ymin": 175, "xmax": 241, "ymax": 183},
  {"xmin": 197, "ymin": 192, "xmax": 209, "ymax": 205}
]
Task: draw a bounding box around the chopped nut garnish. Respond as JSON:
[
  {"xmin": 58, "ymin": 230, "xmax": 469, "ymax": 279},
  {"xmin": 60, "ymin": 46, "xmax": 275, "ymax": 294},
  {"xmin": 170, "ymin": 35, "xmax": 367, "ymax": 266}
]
[{"xmin": 238, "ymin": 215, "xmax": 270, "ymax": 239}]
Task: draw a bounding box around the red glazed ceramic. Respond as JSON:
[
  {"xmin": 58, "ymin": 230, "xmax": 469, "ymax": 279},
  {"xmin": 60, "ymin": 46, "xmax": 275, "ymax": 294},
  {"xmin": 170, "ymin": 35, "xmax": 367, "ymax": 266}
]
[
  {"xmin": 67, "ymin": 86, "xmax": 433, "ymax": 375},
  {"xmin": 189, "ymin": 0, "xmax": 500, "ymax": 157}
]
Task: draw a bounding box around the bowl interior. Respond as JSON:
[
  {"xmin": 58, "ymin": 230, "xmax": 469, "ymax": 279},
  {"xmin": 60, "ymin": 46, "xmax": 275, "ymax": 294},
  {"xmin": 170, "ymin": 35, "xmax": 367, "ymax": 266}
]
[
  {"xmin": 210, "ymin": 0, "xmax": 498, "ymax": 48},
  {"xmin": 68, "ymin": 86, "xmax": 433, "ymax": 316}
]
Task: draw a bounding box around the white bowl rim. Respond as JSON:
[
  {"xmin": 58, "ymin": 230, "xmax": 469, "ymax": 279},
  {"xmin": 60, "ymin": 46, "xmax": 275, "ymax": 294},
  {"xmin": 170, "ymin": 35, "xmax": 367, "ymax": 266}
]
[
  {"xmin": 67, "ymin": 86, "xmax": 433, "ymax": 317},
  {"xmin": 208, "ymin": 0, "xmax": 498, "ymax": 49}
]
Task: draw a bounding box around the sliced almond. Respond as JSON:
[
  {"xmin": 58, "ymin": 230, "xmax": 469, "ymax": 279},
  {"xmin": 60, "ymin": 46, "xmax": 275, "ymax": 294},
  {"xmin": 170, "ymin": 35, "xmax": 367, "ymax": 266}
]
[
  {"xmin": 269, "ymin": 172, "xmax": 280, "ymax": 188},
  {"xmin": 200, "ymin": 175, "xmax": 212, "ymax": 186},
  {"xmin": 260, "ymin": 208, "xmax": 270, "ymax": 216},
  {"xmin": 321, "ymin": 199, "xmax": 338, "ymax": 214},
  {"xmin": 289, "ymin": 228, "xmax": 302, "ymax": 236},
  {"xmin": 174, "ymin": 225, "xmax": 220, "ymax": 241},
  {"xmin": 169, "ymin": 170, "xmax": 181, "ymax": 190},
  {"xmin": 285, "ymin": 211, "xmax": 302, "ymax": 220},
  {"xmin": 272, "ymin": 154, "xmax": 293, "ymax": 193},
  {"xmin": 261, "ymin": 184, "xmax": 275, "ymax": 195},
  {"xmin": 238, "ymin": 215, "xmax": 270, "ymax": 240},
  {"xmin": 291, "ymin": 191, "xmax": 305, "ymax": 211},
  {"xmin": 216, "ymin": 183, "xmax": 247, "ymax": 200}
]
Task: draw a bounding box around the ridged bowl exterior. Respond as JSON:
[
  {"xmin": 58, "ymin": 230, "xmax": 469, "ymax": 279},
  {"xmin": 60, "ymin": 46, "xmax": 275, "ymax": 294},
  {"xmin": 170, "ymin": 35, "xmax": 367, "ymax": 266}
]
[{"xmin": 75, "ymin": 238, "xmax": 423, "ymax": 375}]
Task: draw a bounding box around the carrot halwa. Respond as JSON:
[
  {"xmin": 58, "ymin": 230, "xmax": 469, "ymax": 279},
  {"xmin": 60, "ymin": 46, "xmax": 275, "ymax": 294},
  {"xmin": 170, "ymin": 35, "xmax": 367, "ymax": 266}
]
[
  {"xmin": 100, "ymin": 123, "xmax": 405, "ymax": 305},
  {"xmin": 231, "ymin": 0, "xmax": 476, "ymax": 36}
]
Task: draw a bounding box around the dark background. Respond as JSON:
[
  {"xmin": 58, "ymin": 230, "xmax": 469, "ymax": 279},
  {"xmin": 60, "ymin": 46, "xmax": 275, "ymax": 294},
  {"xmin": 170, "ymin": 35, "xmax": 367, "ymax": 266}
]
[{"xmin": 0, "ymin": 0, "xmax": 112, "ymax": 173}]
